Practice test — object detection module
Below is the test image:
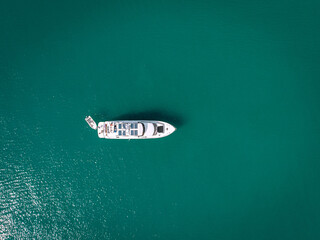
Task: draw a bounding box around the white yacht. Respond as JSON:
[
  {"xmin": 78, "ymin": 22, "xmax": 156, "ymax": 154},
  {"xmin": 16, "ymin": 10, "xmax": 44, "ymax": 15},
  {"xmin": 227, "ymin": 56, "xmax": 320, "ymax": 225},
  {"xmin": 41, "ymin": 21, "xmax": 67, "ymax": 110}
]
[{"xmin": 85, "ymin": 116, "xmax": 176, "ymax": 139}]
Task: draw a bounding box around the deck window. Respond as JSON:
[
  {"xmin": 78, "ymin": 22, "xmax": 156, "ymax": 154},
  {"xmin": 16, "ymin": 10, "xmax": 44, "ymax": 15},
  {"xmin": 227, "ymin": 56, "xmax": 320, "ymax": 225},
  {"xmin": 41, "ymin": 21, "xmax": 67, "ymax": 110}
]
[
  {"xmin": 122, "ymin": 131, "xmax": 126, "ymax": 136},
  {"xmin": 118, "ymin": 124, "xmax": 122, "ymax": 129},
  {"xmin": 119, "ymin": 131, "xmax": 122, "ymax": 136}
]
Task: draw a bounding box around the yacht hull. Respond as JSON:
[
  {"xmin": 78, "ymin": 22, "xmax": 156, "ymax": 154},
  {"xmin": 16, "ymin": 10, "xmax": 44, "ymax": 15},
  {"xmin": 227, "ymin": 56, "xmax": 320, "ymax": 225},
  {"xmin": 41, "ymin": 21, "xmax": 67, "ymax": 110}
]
[{"xmin": 97, "ymin": 120, "xmax": 176, "ymax": 139}]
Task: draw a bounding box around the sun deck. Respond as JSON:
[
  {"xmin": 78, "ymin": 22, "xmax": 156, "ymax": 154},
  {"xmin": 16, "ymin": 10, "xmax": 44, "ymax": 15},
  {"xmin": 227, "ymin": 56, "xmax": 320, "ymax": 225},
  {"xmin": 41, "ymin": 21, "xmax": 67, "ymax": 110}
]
[{"xmin": 102, "ymin": 121, "xmax": 144, "ymax": 138}]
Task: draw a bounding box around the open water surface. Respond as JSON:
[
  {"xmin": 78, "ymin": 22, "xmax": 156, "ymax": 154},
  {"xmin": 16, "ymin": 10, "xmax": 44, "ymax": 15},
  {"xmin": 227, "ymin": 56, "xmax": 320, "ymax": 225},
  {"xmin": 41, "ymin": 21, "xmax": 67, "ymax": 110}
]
[{"xmin": 1, "ymin": 0, "xmax": 320, "ymax": 239}]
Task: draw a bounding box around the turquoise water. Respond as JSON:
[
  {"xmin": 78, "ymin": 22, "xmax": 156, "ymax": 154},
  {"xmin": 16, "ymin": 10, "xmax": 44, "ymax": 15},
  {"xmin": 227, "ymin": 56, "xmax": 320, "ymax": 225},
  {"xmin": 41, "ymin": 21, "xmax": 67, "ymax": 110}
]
[{"xmin": 1, "ymin": 0, "xmax": 320, "ymax": 239}]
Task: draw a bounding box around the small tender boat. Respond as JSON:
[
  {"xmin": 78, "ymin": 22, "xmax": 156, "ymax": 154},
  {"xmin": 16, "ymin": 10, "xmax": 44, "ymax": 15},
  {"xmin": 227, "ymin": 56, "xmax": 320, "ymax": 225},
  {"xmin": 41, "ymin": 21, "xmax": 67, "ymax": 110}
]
[
  {"xmin": 85, "ymin": 116, "xmax": 97, "ymax": 130},
  {"xmin": 85, "ymin": 116, "xmax": 176, "ymax": 139}
]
